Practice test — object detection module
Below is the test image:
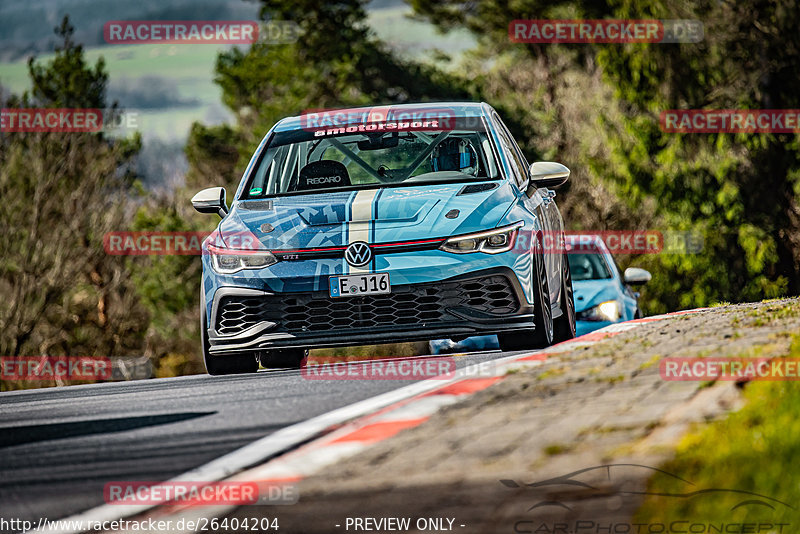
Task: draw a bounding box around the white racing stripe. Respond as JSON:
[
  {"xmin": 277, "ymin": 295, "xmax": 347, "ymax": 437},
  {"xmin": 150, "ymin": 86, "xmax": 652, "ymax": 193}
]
[{"xmin": 347, "ymin": 189, "xmax": 378, "ymax": 274}]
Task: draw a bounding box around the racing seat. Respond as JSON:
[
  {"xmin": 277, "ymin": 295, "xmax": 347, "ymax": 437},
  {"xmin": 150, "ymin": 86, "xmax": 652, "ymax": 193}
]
[
  {"xmin": 431, "ymin": 137, "xmax": 479, "ymax": 175},
  {"xmin": 295, "ymin": 160, "xmax": 351, "ymax": 191}
]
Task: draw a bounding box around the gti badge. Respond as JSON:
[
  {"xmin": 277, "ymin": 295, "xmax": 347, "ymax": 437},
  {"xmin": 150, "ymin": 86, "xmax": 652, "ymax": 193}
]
[{"xmin": 344, "ymin": 242, "xmax": 372, "ymax": 267}]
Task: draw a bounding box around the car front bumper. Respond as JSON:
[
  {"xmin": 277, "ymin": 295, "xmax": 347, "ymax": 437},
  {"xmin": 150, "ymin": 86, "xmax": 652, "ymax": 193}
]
[{"xmin": 205, "ymin": 267, "xmax": 535, "ymax": 354}]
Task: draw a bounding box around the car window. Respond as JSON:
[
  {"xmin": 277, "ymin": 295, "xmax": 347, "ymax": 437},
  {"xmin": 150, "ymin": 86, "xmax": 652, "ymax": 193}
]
[
  {"xmin": 242, "ymin": 117, "xmax": 498, "ymax": 198},
  {"xmin": 567, "ymin": 252, "xmax": 613, "ymax": 280},
  {"xmin": 492, "ymin": 113, "xmax": 529, "ymax": 189}
]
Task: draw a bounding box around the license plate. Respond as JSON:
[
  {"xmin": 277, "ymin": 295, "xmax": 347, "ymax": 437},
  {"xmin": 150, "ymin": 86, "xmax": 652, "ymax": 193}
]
[{"xmin": 329, "ymin": 273, "xmax": 390, "ymax": 298}]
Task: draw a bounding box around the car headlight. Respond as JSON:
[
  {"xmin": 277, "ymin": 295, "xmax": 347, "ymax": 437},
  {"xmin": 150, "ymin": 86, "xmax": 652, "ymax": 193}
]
[
  {"xmin": 578, "ymin": 300, "xmax": 621, "ymax": 322},
  {"xmin": 208, "ymin": 246, "xmax": 277, "ymax": 274},
  {"xmin": 440, "ymin": 222, "xmax": 524, "ymax": 254}
]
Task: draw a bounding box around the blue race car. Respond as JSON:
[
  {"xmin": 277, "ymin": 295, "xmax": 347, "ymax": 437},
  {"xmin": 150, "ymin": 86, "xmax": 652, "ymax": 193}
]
[
  {"xmin": 191, "ymin": 102, "xmax": 576, "ymax": 374},
  {"xmin": 566, "ymin": 234, "xmax": 651, "ymax": 336}
]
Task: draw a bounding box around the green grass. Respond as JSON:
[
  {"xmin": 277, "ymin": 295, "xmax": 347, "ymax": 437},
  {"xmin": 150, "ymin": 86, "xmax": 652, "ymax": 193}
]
[
  {"xmin": 638, "ymin": 354, "xmax": 662, "ymax": 370},
  {"xmin": 544, "ymin": 443, "xmax": 573, "ymax": 455},
  {"xmin": 747, "ymin": 300, "xmax": 800, "ymax": 324},
  {"xmin": 593, "ymin": 374, "xmax": 626, "ymax": 384},
  {"xmin": 635, "ymin": 334, "xmax": 800, "ymax": 527},
  {"xmin": 537, "ymin": 367, "xmax": 566, "ymax": 380}
]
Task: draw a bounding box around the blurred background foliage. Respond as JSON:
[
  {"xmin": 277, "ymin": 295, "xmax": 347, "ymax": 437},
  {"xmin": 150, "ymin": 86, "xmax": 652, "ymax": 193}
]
[{"xmin": 1, "ymin": 0, "xmax": 799, "ymax": 386}]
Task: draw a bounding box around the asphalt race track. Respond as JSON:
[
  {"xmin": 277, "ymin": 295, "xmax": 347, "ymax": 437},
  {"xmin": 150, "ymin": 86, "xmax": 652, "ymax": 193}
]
[{"xmin": 0, "ymin": 350, "xmax": 517, "ymax": 526}]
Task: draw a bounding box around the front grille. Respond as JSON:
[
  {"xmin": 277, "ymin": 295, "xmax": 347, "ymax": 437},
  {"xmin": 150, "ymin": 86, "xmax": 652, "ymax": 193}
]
[{"xmin": 215, "ymin": 275, "xmax": 519, "ymax": 336}]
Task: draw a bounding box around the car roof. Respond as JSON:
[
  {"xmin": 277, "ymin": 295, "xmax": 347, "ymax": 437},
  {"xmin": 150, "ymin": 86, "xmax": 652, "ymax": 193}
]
[{"xmin": 273, "ymin": 102, "xmax": 494, "ymax": 133}]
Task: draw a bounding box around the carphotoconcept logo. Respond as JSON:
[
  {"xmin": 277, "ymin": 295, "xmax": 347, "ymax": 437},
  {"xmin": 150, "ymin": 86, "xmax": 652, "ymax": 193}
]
[
  {"xmin": 509, "ymin": 19, "xmax": 703, "ymax": 44},
  {"xmin": 503, "ymin": 464, "xmax": 793, "ymax": 534}
]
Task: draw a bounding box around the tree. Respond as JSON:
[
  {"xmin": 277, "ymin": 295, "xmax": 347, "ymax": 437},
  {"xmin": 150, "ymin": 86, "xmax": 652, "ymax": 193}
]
[
  {"xmin": 0, "ymin": 18, "xmax": 148, "ymax": 388},
  {"xmin": 591, "ymin": 0, "xmax": 800, "ymax": 308},
  {"xmin": 410, "ymin": 0, "xmax": 800, "ymax": 310}
]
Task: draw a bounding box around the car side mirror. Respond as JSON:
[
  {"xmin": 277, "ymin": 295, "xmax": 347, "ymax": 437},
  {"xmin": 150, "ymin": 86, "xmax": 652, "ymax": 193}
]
[
  {"xmin": 191, "ymin": 187, "xmax": 228, "ymax": 218},
  {"xmin": 623, "ymin": 267, "xmax": 651, "ymax": 285},
  {"xmin": 528, "ymin": 161, "xmax": 570, "ymax": 190}
]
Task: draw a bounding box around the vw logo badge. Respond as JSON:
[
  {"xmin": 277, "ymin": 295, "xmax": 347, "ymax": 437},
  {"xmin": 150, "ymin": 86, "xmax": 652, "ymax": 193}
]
[{"xmin": 344, "ymin": 241, "xmax": 372, "ymax": 267}]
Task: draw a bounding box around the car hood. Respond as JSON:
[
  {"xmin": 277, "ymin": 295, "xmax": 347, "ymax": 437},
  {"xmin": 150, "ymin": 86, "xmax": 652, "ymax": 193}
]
[
  {"xmin": 572, "ymin": 279, "xmax": 620, "ymax": 313},
  {"xmin": 217, "ymin": 181, "xmax": 517, "ymax": 250}
]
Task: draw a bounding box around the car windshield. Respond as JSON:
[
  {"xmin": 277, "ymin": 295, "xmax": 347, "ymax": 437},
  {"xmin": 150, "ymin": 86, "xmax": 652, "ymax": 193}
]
[
  {"xmin": 567, "ymin": 252, "xmax": 613, "ymax": 280},
  {"xmin": 242, "ymin": 116, "xmax": 500, "ymax": 198}
]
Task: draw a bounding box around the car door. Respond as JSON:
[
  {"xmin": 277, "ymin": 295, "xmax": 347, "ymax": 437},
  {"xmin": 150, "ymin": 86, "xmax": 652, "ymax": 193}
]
[{"xmin": 491, "ymin": 113, "xmax": 563, "ymax": 305}]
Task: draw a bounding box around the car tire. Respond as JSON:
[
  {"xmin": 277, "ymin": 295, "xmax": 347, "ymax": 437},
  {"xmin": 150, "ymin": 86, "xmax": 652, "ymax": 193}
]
[
  {"xmin": 201, "ymin": 307, "xmax": 258, "ymax": 375},
  {"xmin": 498, "ymin": 240, "xmax": 553, "ymax": 351},
  {"xmin": 258, "ymin": 349, "xmax": 308, "ymax": 369},
  {"xmin": 553, "ymin": 252, "xmax": 576, "ymax": 342}
]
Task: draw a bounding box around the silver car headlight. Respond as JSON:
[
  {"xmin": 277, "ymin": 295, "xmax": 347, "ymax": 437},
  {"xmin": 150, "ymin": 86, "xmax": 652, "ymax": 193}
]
[
  {"xmin": 579, "ymin": 300, "xmax": 621, "ymax": 322},
  {"xmin": 208, "ymin": 246, "xmax": 277, "ymax": 274},
  {"xmin": 440, "ymin": 221, "xmax": 524, "ymax": 254}
]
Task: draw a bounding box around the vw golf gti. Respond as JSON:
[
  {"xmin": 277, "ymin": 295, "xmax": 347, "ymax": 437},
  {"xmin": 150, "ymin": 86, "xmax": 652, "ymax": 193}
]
[{"xmin": 192, "ymin": 102, "xmax": 575, "ymax": 374}]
